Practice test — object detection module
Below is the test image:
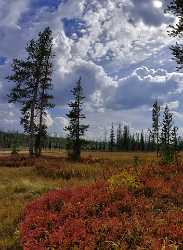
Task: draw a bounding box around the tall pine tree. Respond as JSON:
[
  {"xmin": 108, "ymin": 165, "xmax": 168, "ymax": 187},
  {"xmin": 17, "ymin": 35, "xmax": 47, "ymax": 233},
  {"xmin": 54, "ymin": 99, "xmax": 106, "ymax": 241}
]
[
  {"xmin": 140, "ymin": 131, "xmax": 145, "ymax": 151},
  {"xmin": 116, "ymin": 123, "xmax": 122, "ymax": 151},
  {"xmin": 151, "ymin": 100, "xmax": 161, "ymax": 156},
  {"xmin": 34, "ymin": 28, "xmax": 55, "ymax": 156},
  {"xmin": 109, "ymin": 123, "xmax": 115, "ymax": 152},
  {"xmin": 65, "ymin": 77, "xmax": 89, "ymax": 161},
  {"xmin": 161, "ymin": 105, "xmax": 174, "ymax": 163},
  {"xmin": 7, "ymin": 27, "xmax": 54, "ymax": 156},
  {"xmin": 122, "ymin": 125, "xmax": 130, "ymax": 151}
]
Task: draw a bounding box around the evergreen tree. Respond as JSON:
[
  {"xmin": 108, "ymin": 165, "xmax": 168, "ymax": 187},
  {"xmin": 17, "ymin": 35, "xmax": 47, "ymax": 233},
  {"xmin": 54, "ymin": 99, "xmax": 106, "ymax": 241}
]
[
  {"xmin": 130, "ymin": 134, "xmax": 136, "ymax": 151},
  {"xmin": 160, "ymin": 105, "xmax": 174, "ymax": 163},
  {"xmin": 116, "ymin": 123, "xmax": 122, "ymax": 151},
  {"xmin": 161, "ymin": 106, "xmax": 173, "ymax": 146},
  {"xmin": 7, "ymin": 27, "xmax": 54, "ymax": 156},
  {"xmin": 171, "ymin": 126, "xmax": 178, "ymax": 150},
  {"xmin": 65, "ymin": 77, "xmax": 89, "ymax": 161},
  {"xmin": 136, "ymin": 133, "xmax": 140, "ymax": 151},
  {"xmin": 167, "ymin": 1, "xmax": 183, "ymax": 69},
  {"xmin": 151, "ymin": 100, "xmax": 161, "ymax": 156},
  {"xmin": 34, "ymin": 27, "xmax": 55, "ymax": 156},
  {"xmin": 140, "ymin": 131, "xmax": 145, "ymax": 151},
  {"xmin": 122, "ymin": 125, "xmax": 130, "ymax": 151},
  {"xmin": 109, "ymin": 123, "xmax": 115, "ymax": 152}
]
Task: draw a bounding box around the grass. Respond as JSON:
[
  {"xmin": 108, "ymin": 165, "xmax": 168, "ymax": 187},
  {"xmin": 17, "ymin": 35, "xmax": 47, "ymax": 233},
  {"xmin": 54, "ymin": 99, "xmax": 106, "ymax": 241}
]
[
  {"xmin": 0, "ymin": 166, "xmax": 94, "ymax": 249},
  {"xmin": 0, "ymin": 151, "xmax": 158, "ymax": 249}
]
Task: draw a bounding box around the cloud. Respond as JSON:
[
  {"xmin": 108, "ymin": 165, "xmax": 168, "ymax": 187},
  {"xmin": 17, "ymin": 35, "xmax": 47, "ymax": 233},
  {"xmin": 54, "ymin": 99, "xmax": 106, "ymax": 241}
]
[
  {"xmin": 0, "ymin": 103, "xmax": 21, "ymax": 132},
  {"xmin": 45, "ymin": 112, "xmax": 54, "ymax": 128},
  {"xmin": 0, "ymin": 0, "xmax": 181, "ymax": 138},
  {"xmin": 105, "ymin": 66, "xmax": 183, "ymax": 110},
  {"xmin": 129, "ymin": 0, "xmax": 173, "ymax": 27},
  {"xmin": 48, "ymin": 116, "xmax": 69, "ymax": 136},
  {"xmin": 0, "ymin": 0, "xmax": 30, "ymax": 28}
]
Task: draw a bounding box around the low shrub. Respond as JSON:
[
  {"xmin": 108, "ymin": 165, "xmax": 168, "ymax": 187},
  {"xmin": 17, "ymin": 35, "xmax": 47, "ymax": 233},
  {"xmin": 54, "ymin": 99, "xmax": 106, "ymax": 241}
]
[
  {"xmin": 108, "ymin": 170, "xmax": 141, "ymax": 192},
  {"xmin": 20, "ymin": 167, "xmax": 183, "ymax": 250},
  {"xmin": 35, "ymin": 158, "xmax": 116, "ymax": 180}
]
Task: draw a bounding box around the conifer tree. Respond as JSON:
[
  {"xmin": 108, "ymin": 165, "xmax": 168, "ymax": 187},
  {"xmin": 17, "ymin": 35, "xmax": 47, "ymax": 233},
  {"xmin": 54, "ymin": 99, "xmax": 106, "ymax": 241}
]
[
  {"xmin": 151, "ymin": 100, "xmax": 161, "ymax": 156},
  {"xmin": 161, "ymin": 105, "xmax": 173, "ymax": 146},
  {"xmin": 167, "ymin": 1, "xmax": 183, "ymax": 70},
  {"xmin": 122, "ymin": 125, "xmax": 130, "ymax": 151},
  {"xmin": 109, "ymin": 123, "xmax": 115, "ymax": 152},
  {"xmin": 171, "ymin": 126, "xmax": 179, "ymax": 164},
  {"xmin": 160, "ymin": 105, "xmax": 174, "ymax": 163},
  {"xmin": 116, "ymin": 123, "xmax": 122, "ymax": 151},
  {"xmin": 65, "ymin": 77, "xmax": 89, "ymax": 161},
  {"xmin": 7, "ymin": 27, "xmax": 54, "ymax": 156},
  {"xmin": 171, "ymin": 126, "xmax": 178, "ymax": 151},
  {"xmin": 140, "ymin": 131, "xmax": 145, "ymax": 151},
  {"xmin": 34, "ymin": 27, "xmax": 55, "ymax": 156}
]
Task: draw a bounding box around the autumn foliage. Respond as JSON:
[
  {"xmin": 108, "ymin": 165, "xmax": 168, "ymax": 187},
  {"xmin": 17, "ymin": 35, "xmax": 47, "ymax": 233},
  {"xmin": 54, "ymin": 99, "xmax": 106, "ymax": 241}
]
[{"xmin": 20, "ymin": 162, "xmax": 183, "ymax": 249}]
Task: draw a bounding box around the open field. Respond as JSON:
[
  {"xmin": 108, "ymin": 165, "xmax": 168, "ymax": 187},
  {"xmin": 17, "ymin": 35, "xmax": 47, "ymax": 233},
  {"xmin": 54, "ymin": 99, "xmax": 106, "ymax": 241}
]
[
  {"xmin": 0, "ymin": 151, "xmax": 158, "ymax": 250},
  {"xmin": 0, "ymin": 149, "xmax": 157, "ymax": 161},
  {"xmin": 1, "ymin": 151, "xmax": 183, "ymax": 249}
]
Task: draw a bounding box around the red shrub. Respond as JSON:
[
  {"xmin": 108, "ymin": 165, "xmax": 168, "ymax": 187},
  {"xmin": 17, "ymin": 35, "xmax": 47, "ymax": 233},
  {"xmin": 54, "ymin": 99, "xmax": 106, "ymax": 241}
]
[{"xmin": 20, "ymin": 163, "xmax": 183, "ymax": 249}]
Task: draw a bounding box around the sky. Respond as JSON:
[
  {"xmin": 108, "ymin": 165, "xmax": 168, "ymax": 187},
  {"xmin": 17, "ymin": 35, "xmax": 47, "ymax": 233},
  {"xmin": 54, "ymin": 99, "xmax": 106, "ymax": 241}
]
[{"xmin": 0, "ymin": 0, "xmax": 182, "ymax": 140}]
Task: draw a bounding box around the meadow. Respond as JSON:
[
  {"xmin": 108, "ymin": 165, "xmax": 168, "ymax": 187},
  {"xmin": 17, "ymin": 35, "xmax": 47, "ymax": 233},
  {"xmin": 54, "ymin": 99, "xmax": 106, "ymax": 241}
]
[{"xmin": 0, "ymin": 151, "xmax": 182, "ymax": 249}]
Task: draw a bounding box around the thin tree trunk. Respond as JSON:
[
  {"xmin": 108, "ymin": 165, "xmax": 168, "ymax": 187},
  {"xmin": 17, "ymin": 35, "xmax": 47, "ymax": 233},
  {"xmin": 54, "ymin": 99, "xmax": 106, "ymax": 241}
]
[
  {"xmin": 73, "ymin": 96, "xmax": 80, "ymax": 161},
  {"xmin": 156, "ymin": 134, "xmax": 159, "ymax": 157},
  {"xmin": 35, "ymin": 88, "xmax": 45, "ymax": 157},
  {"xmin": 29, "ymin": 83, "xmax": 39, "ymax": 156},
  {"xmin": 35, "ymin": 53, "xmax": 50, "ymax": 157}
]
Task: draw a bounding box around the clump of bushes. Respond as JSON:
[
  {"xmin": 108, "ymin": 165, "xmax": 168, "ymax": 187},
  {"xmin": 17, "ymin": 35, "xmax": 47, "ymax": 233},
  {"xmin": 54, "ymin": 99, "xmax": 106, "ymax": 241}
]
[
  {"xmin": 20, "ymin": 162, "xmax": 183, "ymax": 249},
  {"xmin": 20, "ymin": 182, "xmax": 146, "ymax": 250},
  {"xmin": 108, "ymin": 170, "xmax": 140, "ymax": 192}
]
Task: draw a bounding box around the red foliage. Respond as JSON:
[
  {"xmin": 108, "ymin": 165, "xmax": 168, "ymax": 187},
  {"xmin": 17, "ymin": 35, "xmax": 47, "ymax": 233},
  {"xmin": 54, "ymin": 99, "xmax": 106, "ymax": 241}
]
[{"xmin": 20, "ymin": 163, "xmax": 183, "ymax": 249}]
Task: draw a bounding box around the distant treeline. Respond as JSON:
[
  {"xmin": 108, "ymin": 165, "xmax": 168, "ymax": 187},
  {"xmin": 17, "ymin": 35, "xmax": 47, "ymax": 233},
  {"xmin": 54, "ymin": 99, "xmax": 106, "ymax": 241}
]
[
  {"xmin": 88, "ymin": 125, "xmax": 183, "ymax": 152},
  {"xmin": 0, "ymin": 131, "xmax": 66, "ymax": 151},
  {"xmin": 1, "ymin": 128, "xmax": 183, "ymax": 153}
]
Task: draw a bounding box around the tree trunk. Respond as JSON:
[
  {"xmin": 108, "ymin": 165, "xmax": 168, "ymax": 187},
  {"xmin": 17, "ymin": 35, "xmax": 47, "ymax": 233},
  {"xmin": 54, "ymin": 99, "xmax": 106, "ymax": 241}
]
[
  {"xmin": 29, "ymin": 83, "xmax": 38, "ymax": 156},
  {"xmin": 35, "ymin": 54, "xmax": 50, "ymax": 157}
]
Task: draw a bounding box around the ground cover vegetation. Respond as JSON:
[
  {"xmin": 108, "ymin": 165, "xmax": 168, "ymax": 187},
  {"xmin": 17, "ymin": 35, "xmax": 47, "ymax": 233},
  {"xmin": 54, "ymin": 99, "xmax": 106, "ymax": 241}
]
[
  {"xmin": 20, "ymin": 158, "xmax": 183, "ymax": 249},
  {"xmin": 0, "ymin": 152, "xmax": 155, "ymax": 250}
]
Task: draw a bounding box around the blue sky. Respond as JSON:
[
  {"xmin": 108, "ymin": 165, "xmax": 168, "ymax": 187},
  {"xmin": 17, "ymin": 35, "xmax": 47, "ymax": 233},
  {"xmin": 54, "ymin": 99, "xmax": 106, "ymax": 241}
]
[{"xmin": 0, "ymin": 0, "xmax": 182, "ymax": 139}]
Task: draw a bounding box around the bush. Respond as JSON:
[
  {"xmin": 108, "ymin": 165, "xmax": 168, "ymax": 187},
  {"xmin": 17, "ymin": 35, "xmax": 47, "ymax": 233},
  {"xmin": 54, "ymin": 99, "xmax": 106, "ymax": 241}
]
[
  {"xmin": 108, "ymin": 170, "xmax": 140, "ymax": 192},
  {"xmin": 20, "ymin": 163, "xmax": 183, "ymax": 249}
]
